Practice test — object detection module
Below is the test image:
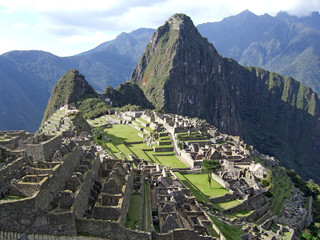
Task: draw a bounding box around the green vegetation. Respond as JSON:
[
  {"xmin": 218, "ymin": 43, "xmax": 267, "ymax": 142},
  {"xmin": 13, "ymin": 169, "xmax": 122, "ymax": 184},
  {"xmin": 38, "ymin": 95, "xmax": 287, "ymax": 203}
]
[
  {"xmin": 212, "ymin": 200, "xmax": 242, "ymax": 211},
  {"xmin": 153, "ymin": 155, "xmax": 188, "ymax": 168},
  {"xmin": 225, "ymin": 209, "xmax": 253, "ymax": 219},
  {"xmin": 174, "ymin": 172, "xmax": 229, "ymax": 203},
  {"xmin": 94, "ymin": 124, "xmax": 187, "ymax": 168},
  {"xmin": 2, "ymin": 195, "xmax": 25, "ymax": 201},
  {"xmin": 206, "ymin": 223, "xmax": 220, "ymax": 238},
  {"xmin": 209, "ymin": 215, "xmax": 245, "ymax": 240},
  {"xmin": 287, "ymin": 169, "xmax": 320, "ymax": 239},
  {"xmin": 269, "ymin": 167, "xmax": 293, "ymax": 216},
  {"xmin": 103, "ymin": 82, "xmax": 154, "ymax": 110},
  {"xmin": 176, "ymin": 131, "xmax": 209, "ymax": 141},
  {"xmin": 75, "ymin": 97, "xmax": 110, "ymax": 119},
  {"xmin": 125, "ymin": 193, "xmax": 141, "ymax": 229},
  {"xmin": 201, "ymin": 159, "xmax": 221, "ymax": 188},
  {"xmin": 42, "ymin": 69, "xmax": 97, "ymax": 124}
]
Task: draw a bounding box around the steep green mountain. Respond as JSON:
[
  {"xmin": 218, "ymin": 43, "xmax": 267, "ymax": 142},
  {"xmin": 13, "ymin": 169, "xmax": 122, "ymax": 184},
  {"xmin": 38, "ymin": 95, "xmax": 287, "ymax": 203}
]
[
  {"xmin": 0, "ymin": 56, "xmax": 48, "ymax": 132},
  {"xmin": 42, "ymin": 69, "xmax": 153, "ymax": 127},
  {"xmin": 42, "ymin": 69, "xmax": 97, "ymax": 124},
  {"xmin": 131, "ymin": 13, "xmax": 320, "ymax": 183},
  {"xmin": 103, "ymin": 81, "xmax": 154, "ymax": 109},
  {"xmin": 197, "ymin": 10, "xmax": 320, "ymax": 95}
]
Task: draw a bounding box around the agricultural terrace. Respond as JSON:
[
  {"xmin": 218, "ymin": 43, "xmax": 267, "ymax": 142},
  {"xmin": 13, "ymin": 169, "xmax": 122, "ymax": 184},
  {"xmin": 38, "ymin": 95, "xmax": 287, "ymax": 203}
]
[
  {"xmin": 269, "ymin": 167, "xmax": 294, "ymax": 216},
  {"xmin": 209, "ymin": 215, "xmax": 245, "ymax": 240},
  {"xmin": 95, "ymin": 124, "xmax": 188, "ymax": 168},
  {"xmin": 174, "ymin": 172, "xmax": 241, "ymax": 210}
]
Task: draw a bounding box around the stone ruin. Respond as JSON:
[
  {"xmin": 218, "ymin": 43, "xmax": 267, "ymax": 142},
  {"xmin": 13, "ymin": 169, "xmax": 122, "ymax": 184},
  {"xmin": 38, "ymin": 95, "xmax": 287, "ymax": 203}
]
[{"xmin": 137, "ymin": 160, "xmax": 215, "ymax": 237}]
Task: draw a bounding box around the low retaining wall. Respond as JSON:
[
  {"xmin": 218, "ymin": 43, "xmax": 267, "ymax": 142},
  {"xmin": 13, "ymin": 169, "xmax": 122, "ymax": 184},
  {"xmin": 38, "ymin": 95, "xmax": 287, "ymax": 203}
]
[
  {"xmin": 153, "ymin": 147, "xmax": 174, "ymax": 152},
  {"xmin": 209, "ymin": 194, "xmax": 235, "ymax": 204},
  {"xmin": 211, "ymin": 173, "xmax": 228, "ymax": 190},
  {"xmin": 245, "ymin": 203, "xmax": 270, "ymax": 221},
  {"xmin": 152, "ymin": 228, "xmax": 213, "ymax": 240},
  {"xmin": 76, "ymin": 218, "xmax": 151, "ymax": 240},
  {"xmin": 0, "ymin": 156, "xmax": 29, "ymax": 193}
]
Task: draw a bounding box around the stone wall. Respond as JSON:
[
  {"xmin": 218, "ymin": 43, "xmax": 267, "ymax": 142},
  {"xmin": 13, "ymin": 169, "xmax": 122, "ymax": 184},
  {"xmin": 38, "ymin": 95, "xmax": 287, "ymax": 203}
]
[
  {"xmin": 0, "ymin": 156, "xmax": 29, "ymax": 193},
  {"xmin": 47, "ymin": 211, "xmax": 77, "ymax": 236},
  {"xmin": 152, "ymin": 228, "xmax": 213, "ymax": 240},
  {"xmin": 76, "ymin": 218, "xmax": 151, "ymax": 240},
  {"xmin": 119, "ymin": 169, "xmax": 134, "ymax": 226},
  {"xmin": 222, "ymin": 199, "xmax": 250, "ymax": 215},
  {"xmin": 139, "ymin": 176, "xmax": 145, "ymax": 230},
  {"xmin": 209, "ymin": 193, "xmax": 235, "ymax": 204},
  {"xmin": 222, "ymin": 192, "xmax": 266, "ymax": 215},
  {"xmin": 23, "ymin": 135, "xmax": 62, "ymax": 162},
  {"xmin": 72, "ymin": 154, "xmax": 99, "ymax": 218},
  {"xmin": 0, "ymin": 131, "xmax": 30, "ymax": 149},
  {"xmin": 35, "ymin": 146, "xmax": 82, "ymax": 209},
  {"xmin": 180, "ymin": 150, "xmax": 194, "ymax": 168},
  {"xmin": 153, "ymin": 147, "xmax": 174, "ymax": 152},
  {"xmin": 0, "ymin": 196, "xmax": 37, "ymax": 233},
  {"xmin": 245, "ymin": 203, "xmax": 270, "ymax": 221},
  {"xmin": 0, "ymin": 146, "xmax": 83, "ymax": 234},
  {"xmin": 211, "ymin": 173, "xmax": 228, "ymax": 189}
]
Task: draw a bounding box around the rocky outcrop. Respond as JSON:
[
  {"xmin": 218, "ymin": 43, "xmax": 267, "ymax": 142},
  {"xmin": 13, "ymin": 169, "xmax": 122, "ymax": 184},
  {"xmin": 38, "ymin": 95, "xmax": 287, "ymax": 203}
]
[
  {"xmin": 103, "ymin": 82, "xmax": 154, "ymax": 109},
  {"xmin": 130, "ymin": 13, "xmax": 320, "ymax": 183}
]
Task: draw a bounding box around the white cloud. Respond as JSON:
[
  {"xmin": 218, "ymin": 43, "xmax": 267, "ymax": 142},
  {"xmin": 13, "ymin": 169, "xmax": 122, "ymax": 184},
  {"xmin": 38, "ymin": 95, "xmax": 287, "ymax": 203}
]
[
  {"xmin": 58, "ymin": 31, "xmax": 115, "ymax": 45},
  {"xmin": 0, "ymin": 0, "xmax": 319, "ymax": 56},
  {"xmin": 13, "ymin": 22, "xmax": 27, "ymax": 28}
]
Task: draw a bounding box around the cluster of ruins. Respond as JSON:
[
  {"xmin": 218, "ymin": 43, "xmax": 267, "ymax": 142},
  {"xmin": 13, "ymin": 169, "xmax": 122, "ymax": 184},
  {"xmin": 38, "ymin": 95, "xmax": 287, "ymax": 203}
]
[
  {"xmin": 0, "ymin": 126, "xmax": 216, "ymax": 239},
  {"xmin": 0, "ymin": 108, "xmax": 311, "ymax": 239}
]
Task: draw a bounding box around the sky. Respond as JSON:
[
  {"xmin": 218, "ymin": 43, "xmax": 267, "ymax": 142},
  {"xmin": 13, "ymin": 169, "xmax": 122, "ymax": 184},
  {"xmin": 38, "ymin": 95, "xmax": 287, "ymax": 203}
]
[{"xmin": 0, "ymin": 0, "xmax": 319, "ymax": 57}]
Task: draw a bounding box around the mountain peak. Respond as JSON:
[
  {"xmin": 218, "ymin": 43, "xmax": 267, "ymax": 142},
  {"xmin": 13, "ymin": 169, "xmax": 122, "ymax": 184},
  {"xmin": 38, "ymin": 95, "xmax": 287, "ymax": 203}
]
[
  {"xmin": 167, "ymin": 13, "xmax": 194, "ymax": 30},
  {"xmin": 41, "ymin": 69, "xmax": 97, "ymax": 123}
]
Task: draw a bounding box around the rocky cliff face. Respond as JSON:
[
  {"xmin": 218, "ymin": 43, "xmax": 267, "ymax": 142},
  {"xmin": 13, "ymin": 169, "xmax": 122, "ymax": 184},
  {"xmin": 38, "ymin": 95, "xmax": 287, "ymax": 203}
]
[
  {"xmin": 130, "ymin": 14, "xmax": 320, "ymax": 182},
  {"xmin": 42, "ymin": 69, "xmax": 97, "ymax": 123},
  {"xmin": 103, "ymin": 82, "xmax": 154, "ymax": 109},
  {"xmin": 131, "ymin": 14, "xmax": 243, "ymax": 136}
]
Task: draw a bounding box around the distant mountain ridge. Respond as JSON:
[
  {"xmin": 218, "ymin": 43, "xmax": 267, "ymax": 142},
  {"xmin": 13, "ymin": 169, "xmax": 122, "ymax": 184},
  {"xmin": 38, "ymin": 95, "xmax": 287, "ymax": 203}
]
[
  {"xmin": 198, "ymin": 10, "xmax": 320, "ymax": 95},
  {"xmin": 0, "ymin": 28, "xmax": 155, "ymax": 132},
  {"xmin": 0, "ymin": 56, "xmax": 49, "ymax": 131}
]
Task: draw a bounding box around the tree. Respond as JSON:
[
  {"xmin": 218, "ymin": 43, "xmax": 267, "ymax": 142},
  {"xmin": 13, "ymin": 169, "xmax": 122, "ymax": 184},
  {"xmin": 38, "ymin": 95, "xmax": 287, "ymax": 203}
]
[{"xmin": 201, "ymin": 159, "xmax": 221, "ymax": 188}]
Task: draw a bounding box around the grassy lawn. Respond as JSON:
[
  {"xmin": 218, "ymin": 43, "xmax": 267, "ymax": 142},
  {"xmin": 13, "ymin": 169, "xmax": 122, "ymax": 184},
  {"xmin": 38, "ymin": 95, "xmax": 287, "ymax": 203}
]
[
  {"xmin": 100, "ymin": 124, "xmax": 148, "ymax": 159},
  {"xmin": 104, "ymin": 124, "xmax": 142, "ymax": 142},
  {"xmin": 226, "ymin": 209, "xmax": 253, "ymax": 219},
  {"xmin": 209, "ymin": 215, "xmax": 245, "ymax": 240},
  {"xmin": 282, "ymin": 230, "xmax": 293, "ymax": 240},
  {"xmin": 212, "ymin": 199, "xmax": 242, "ymax": 211},
  {"xmin": 206, "ymin": 223, "xmax": 220, "ymax": 238},
  {"xmin": 153, "ymin": 155, "xmax": 188, "ymax": 168},
  {"xmin": 136, "ymin": 117, "xmax": 150, "ymax": 124},
  {"xmin": 174, "ymin": 173, "xmax": 229, "ymax": 204},
  {"xmin": 133, "ymin": 120, "xmax": 155, "ymax": 134},
  {"xmin": 97, "ymin": 124, "xmax": 187, "ymax": 169},
  {"xmin": 126, "ymin": 193, "xmax": 141, "ymax": 230},
  {"xmin": 127, "ymin": 143, "xmax": 154, "ymax": 161}
]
